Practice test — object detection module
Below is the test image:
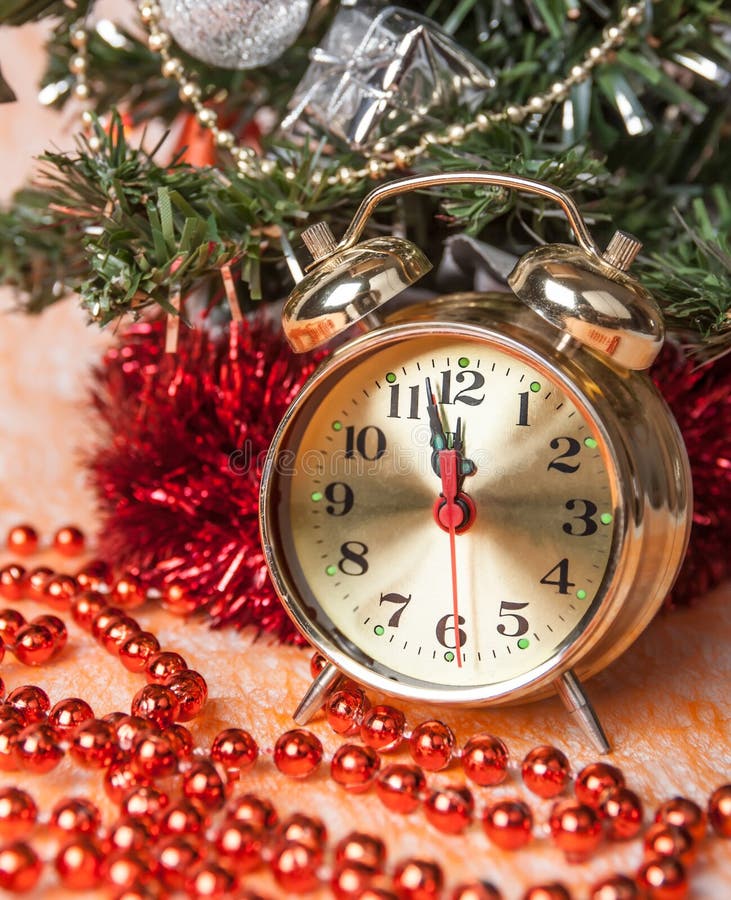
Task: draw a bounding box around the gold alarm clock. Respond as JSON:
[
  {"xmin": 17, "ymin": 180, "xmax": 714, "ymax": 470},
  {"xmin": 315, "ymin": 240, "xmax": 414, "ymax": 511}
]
[{"xmin": 259, "ymin": 172, "xmax": 691, "ymax": 752}]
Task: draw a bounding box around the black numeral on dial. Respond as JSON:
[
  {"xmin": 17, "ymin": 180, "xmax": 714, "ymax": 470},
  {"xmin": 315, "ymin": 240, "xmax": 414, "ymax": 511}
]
[
  {"xmin": 338, "ymin": 541, "xmax": 369, "ymax": 575},
  {"xmin": 387, "ymin": 384, "xmax": 420, "ymax": 420},
  {"xmin": 324, "ymin": 482, "xmax": 353, "ymax": 516},
  {"xmin": 344, "ymin": 426, "xmax": 386, "ymax": 460},
  {"xmin": 496, "ymin": 601, "xmax": 529, "ymax": 637},
  {"xmin": 435, "ymin": 614, "xmax": 467, "ymax": 649},
  {"xmin": 548, "ymin": 437, "xmax": 581, "ymax": 473},
  {"xmin": 517, "ymin": 391, "xmax": 530, "ymax": 426},
  {"xmin": 562, "ymin": 499, "xmax": 598, "ymax": 536},
  {"xmin": 379, "ymin": 592, "xmax": 412, "ymax": 627},
  {"xmin": 539, "ymin": 558, "xmax": 575, "ymax": 594},
  {"xmin": 440, "ymin": 370, "xmax": 485, "ymax": 406}
]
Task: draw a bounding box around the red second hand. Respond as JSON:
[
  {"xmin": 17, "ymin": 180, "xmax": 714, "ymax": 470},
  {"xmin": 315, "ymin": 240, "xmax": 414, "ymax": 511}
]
[{"xmin": 439, "ymin": 450, "xmax": 463, "ymax": 668}]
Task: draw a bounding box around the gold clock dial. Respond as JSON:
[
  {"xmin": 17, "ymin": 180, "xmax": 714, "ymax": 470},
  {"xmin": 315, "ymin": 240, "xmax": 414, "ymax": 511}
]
[{"xmin": 272, "ymin": 332, "xmax": 620, "ymax": 694}]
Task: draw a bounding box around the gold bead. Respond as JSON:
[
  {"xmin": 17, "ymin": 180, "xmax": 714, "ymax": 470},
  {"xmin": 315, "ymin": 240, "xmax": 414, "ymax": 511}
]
[
  {"xmin": 196, "ymin": 108, "xmax": 216, "ymax": 128},
  {"xmin": 421, "ymin": 132, "xmax": 438, "ymax": 145},
  {"xmin": 505, "ymin": 105, "xmax": 523, "ymax": 123},
  {"xmin": 138, "ymin": 3, "xmax": 161, "ymax": 23},
  {"xmin": 475, "ymin": 113, "xmax": 489, "ymax": 131},
  {"xmin": 447, "ymin": 124, "xmax": 465, "ymax": 143},
  {"xmin": 393, "ymin": 147, "xmax": 412, "ymax": 169},
  {"xmin": 309, "ymin": 168, "xmax": 323, "ymax": 185},
  {"xmin": 81, "ymin": 110, "xmax": 94, "ymax": 127},
  {"xmin": 259, "ymin": 158, "xmax": 276, "ymax": 175},
  {"xmin": 338, "ymin": 166, "xmax": 354, "ymax": 185},
  {"xmin": 179, "ymin": 81, "xmax": 201, "ymax": 103},
  {"xmin": 604, "ymin": 25, "xmax": 621, "ymax": 42},
  {"xmin": 70, "ymin": 28, "xmax": 87, "ymax": 49},
  {"xmin": 285, "ymin": 167, "xmax": 298, "ymax": 182},
  {"xmin": 625, "ymin": 5, "xmax": 643, "ymax": 24},
  {"xmin": 148, "ymin": 31, "xmax": 171, "ymax": 52},
  {"xmin": 528, "ymin": 95, "xmax": 549, "ymax": 114},
  {"xmin": 87, "ymin": 135, "xmax": 102, "ymax": 153},
  {"xmin": 372, "ymin": 139, "xmax": 389, "ymax": 154},
  {"xmin": 366, "ymin": 158, "xmax": 384, "ymax": 179},
  {"xmin": 69, "ymin": 54, "xmax": 87, "ymax": 74},
  {"xmin": 161, "ymin": 58, "xmax": 183, "ymax": 78},
  {"xmin": 214, "ymin": 129, "xmax": 235, "ymax": 149},
  {"xmin": 73, "ymin": 82, "xmax": 90, "ymax": 100},
  {"xmin": 570, "ymin": 64, "xmax": 587, "ymax": 80},
  {"xmin": 550, "ymin": 81, "xmax": 568, "ymax": 99},
  {"xmin": 588, "ymin": 45, "xmax": 605, "ymax": 62}
]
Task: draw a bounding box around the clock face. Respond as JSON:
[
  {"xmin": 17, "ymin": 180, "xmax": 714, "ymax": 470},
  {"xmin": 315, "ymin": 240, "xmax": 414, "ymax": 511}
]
[{"xmin": 265, "ymin": 329, "xmax": 621, "ymax": 698}]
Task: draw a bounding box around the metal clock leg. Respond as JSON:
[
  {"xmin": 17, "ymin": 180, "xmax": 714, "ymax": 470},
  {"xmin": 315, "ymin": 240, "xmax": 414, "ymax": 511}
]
[
  {"xmin": 555, "ymin": 669, "xmax": 612, "ymax": 754},
  {"xmin": 293, "ymin": 663, "xmax": 343, "ymax": 725}
]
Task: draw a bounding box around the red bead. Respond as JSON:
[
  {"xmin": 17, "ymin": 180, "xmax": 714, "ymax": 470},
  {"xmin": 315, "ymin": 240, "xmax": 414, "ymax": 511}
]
[
  {"xmin": 0, "ymin": 609, "xmax": 26, "ymax": 643},
  {"xmin": 158, "ymin": 799, "xmax": 207, "ymax": 838},
  {"xmin": 186, "ymin": 858, "xmax": 237, "ymax": 898},
  {"xmin": 30, "ymin": 614, "xmax": 67, "ymax": 656},
  {"xmin": 50, "ymin": 797, "xmax": 101, "ymax": 835},
  {"xmin": 522, "ymin": 745, "xmax": 571, "ymax": 798},
  {"xmin": 636, "ymin": 857, "xmax": 688, "ymax": 900},
  {"xmin": 655, "ymin": 796, "xmax": 707, "ymax": 843},
  {"xmin": 182, "ymin": 759, "xmax": 230, "ymax": 811},
  {"xmin": 331, "ymin": 862, "xmax": 377, "ymax": 899},
  {"xmin": 589, "ymin": 874, "xmax": 639, "ymax": 900},
  {"xmin": 163, "ymin": 723, "xmax": 194, "ymax": 759},
  {"xmin": 451, "ymin": 883, "xmax": 502, "ymax": 900},
  {"xmin": 708, "ymin": 783, "xmax": 731, "ymax": 837},
  {"xmin": 7, "ymin": 685, "xmax": 50, "ymax": 724},
  {"xmin": 14, "ymin": 722, "xmax": 64, "ymax": 773},
  {"xmin": 101, "ymin": 616, "xmax": 141, "ymax": 656},
  {"xmin": 360, "ymin": 704, "xmax": 405, "ymax": 751},
  {"xmin": 119, "ymin": 632, "xmax": 161, "ymax": 673},
  {"xmin": 145, "ymin": 650, "xmax": 187, "ymax": 682},
  {"xmin": 0, "ymin": 841, "xmax": 43, "ymax": 893},
  {"xmin": 71, "ymin": 591, "xmax": 107, "ymax": 631},
  {"xmin": 156, "ymin": 836, "xmax": 202, "ymax": 890},
  {"xmin": 0, "ymin": 788, "xmax": 37, "ymax": 838},
  {"xmin": 55, "ymin": 835, "xmax": 104, "ymax": 890},
  {"xmin": 90, "ymin": 606, "xmax": 126, "ymax": 641},
  {"xmin": 53, "ymin": 525, "xmax": 86, "ymax": 557},
  {"xmin": 483, "ymin": 800, "xmax": 533, "ymax": 850},
  {"xmin": 71, "ymin": 719, "xmax": 120, "ymax": 768},
  {"xmin": 461, "ymin": 733, "xmax": 509, "ymax": 786},
  {"xmin": 549, "ymin": 799, "xmax": 603, "ymax": 862},
  {"xmin": 521, "ymin": 885, "xmax": 572, "ymax": 900},
  {"xmin": 575, "ymin": 762, "xmax": 624, "ymax": 807},
  {"xmin": 112, "ymin": 573, "xmax": 147, "ymax": 610},
  {"xmin": 49, "ymin": 697, "xmax": 94, "ymax": 737},
  {"xmin": 25, "ymin": 567, "xmax": 53, "ymax": 599},
  {"xmin": 424, "ymin": 785, "xmax": 474, "ymax": 834},
  {"xmin": 601, "ymin": 787, "xmax": 644, "ymax": 841},
  {"xmin": 210, "ymin": 727, "xmax": 258, "ymax": 778},
  {"xmin": 214, "ymin": 821, "xmax": 262, "ymax": 872},
  {"xmin": 392, "ymin": 858, "xmax": 444, "ymax": 900},
  {"xmin": 12, "ymin": 624, "xmax": 55, "ymax": 666},
  {"xmin": 121, "ymin": 785, "xmax": 169, "ymax": 819},
  {"xmin": 226, "ymin": 793, "xmax": 278, "ymax": 832},
  {"xmin": 375, "ymin": 763, "xmax": 425, "ymax": 813},
  {"xmin": 75, "ymin": 559, "xmax": 112, "ymax": 593},
  {"xmin": 163, "ymin": 670, "xmax": 207, "ymax": 722},
  {"xmin": 331, "ymin": 743, "xmax": 381, "ymax": 792},
  {"xmin": 335, "ymin": 832, "xmax": 386, "ymax": 872},
  {"xmin": 310, "ymin": 652, "xmax": 328, "ymax": 678},
  {"xmin": 104, "ymin": 764, "xmax": 152, "ymax": 805},
  {"xmin": 409, "ymin": 720, "xmax": 454, "ymax": 771},
  {"xmin": 6, "ymin": 525, "xmax": 38, "ymax": 557},
  {"xmin": 107, "ymin": 817, "xmax": 155, "ymax": 852},
  {"xmin": 273, "ymin": 728, "xmax": 323, "ymax": 777},
  {"xmin": 131, "ymin": 733, "xmax": 178, "ymax": 779},
  {"xmin": 161, "ymin": 582, "xmax": 198, "ymax": 616},
  {"xmin": 131, "ymin": 684, "xmax": 181, "ymax": 728},
  {"xmin": 326, "ymin": 687, "xmax": 369, "ymax": 735},
  {"xmin": 0, "ymin": 565, "xmax": 26, "ymax": 601},
  {"xmin": 114, "ymin": 715, "xmax": 156, "ymax": 752},
  {"xmin": 0, "ymin": 723, "xmax": 23, "ymax": 772},
  {"xmin": 43, "ymin": 574, "xmax": 80, "ymax": 611},
  {"xmin": 277, "ymin": 813, "xmax": 328, "ymax": 854},
  {"xmin": 270, "ymin": 841, "xmax": 321, "ymax": 894},
  {"xmin": 0, "ymin": 705, "xmax": 25, "ymax": 728},
  {"xmin": 643, "ymin": 823, "xmax": 696, "ymax": 866},
  {"xmin": 103, "ymin": 848, "xmax": 153, "ymax": 890}
]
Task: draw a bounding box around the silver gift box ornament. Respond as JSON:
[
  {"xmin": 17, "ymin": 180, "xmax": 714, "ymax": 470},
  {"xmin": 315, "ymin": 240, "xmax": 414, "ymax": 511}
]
[{"xmin": 281, "ymin": 2, "xmax": 496, "ymax": 151}]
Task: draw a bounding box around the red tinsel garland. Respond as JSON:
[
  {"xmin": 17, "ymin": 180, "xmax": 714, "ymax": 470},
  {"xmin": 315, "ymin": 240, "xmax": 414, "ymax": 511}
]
[{"xmin": 89, "ymin": 319, "xmax": 730, "ymax": 640}]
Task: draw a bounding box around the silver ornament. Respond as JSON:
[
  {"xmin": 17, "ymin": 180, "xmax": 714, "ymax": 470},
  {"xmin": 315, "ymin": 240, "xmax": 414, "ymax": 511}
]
[{"xmin": 160, "ymin": 0, "xmax": 311, "ymax": 70}]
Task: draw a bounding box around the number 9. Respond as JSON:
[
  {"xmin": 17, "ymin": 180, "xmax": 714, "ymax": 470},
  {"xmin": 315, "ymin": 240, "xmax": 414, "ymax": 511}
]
[{"xmin": 325, "ymin": 482, "xmax": 354, "ymax": 516}]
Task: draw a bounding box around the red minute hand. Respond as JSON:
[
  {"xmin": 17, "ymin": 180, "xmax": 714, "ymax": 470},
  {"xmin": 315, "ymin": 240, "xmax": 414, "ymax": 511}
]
[{"xmin": 439, "ymin": 449, "xmax": 463, "ymax": 668}]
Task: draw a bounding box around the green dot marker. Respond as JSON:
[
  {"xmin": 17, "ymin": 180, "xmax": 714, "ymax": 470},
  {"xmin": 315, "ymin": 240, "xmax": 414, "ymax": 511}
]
[
  {"xmin": 600, "ymin": 512, "xmax": 613, "ymax": 525},
  {"xmin": 311, "ymin": 491, "xmax": 323, "ymax": 502},
  {"xmin": 374, "ymin": 625, "xmax": 385, "ymax": 636},
  {"xmin": 325, "ymin": 565, "xmax": 337, "ymax": 576},
  {"xmin": 444, "ymin": 651, "xmax": 455, "ymax": 662},
  {"xmin": 530, "ymin": 381, "xmax": 541, "ymax": 393},
  {"xmin": 517, "ymin": 638, "xmax": 530, "ymax": 650},
  {"xmin": 458, "ymin": 357, "xmax": 470, "ymax": 368},
  {"xmin": 385, "ymin": 372, "xmax": 397, "ymax": 383},
  {"xmin": 332, "ymin": 420, "xmax": 342, "ymax": 431},
  {"xmin": 577, "ymin": 589, "xmax": 587, "ymax": 600},
  {"xmin": 584, "ymin": 437, "xmax": 598, "ymax": 449}
]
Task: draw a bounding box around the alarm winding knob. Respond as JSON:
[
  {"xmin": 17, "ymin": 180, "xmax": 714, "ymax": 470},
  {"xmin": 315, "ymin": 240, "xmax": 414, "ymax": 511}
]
[
  {"xmin": 602, "ymin": 231, "xmax": 643, "ymax": 272},
  {"xmin": 301, "ymin": 222, "xmax": 338, "ymax": 263}
]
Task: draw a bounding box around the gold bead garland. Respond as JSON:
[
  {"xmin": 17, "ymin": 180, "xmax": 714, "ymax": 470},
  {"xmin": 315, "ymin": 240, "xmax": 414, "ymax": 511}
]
[{"xmin": 132, "ymin": 1, "xmax": 646, "ymax": 186}]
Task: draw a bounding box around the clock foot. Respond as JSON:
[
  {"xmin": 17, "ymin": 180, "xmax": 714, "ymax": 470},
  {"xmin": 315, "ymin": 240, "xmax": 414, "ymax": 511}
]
[
  {"xmin": 293, "ymin": 663, "xmax": 342, "ymax": 725},
  {"xmin": 555, "ymin": 669, "xmax": 611, "ymax": 754}
]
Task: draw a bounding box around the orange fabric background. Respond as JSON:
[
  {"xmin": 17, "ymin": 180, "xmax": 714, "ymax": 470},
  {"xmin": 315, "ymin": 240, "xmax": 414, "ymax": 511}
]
[{"xmin": 0, "ymin": 20, "xmax": 729, "ymax": 899}]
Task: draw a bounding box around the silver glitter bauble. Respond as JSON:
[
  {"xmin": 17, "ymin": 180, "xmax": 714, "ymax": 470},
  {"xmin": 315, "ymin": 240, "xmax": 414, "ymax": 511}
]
[{"xmin": 160, "ymin": 0, "xmax": 311, "ymax": 70}]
